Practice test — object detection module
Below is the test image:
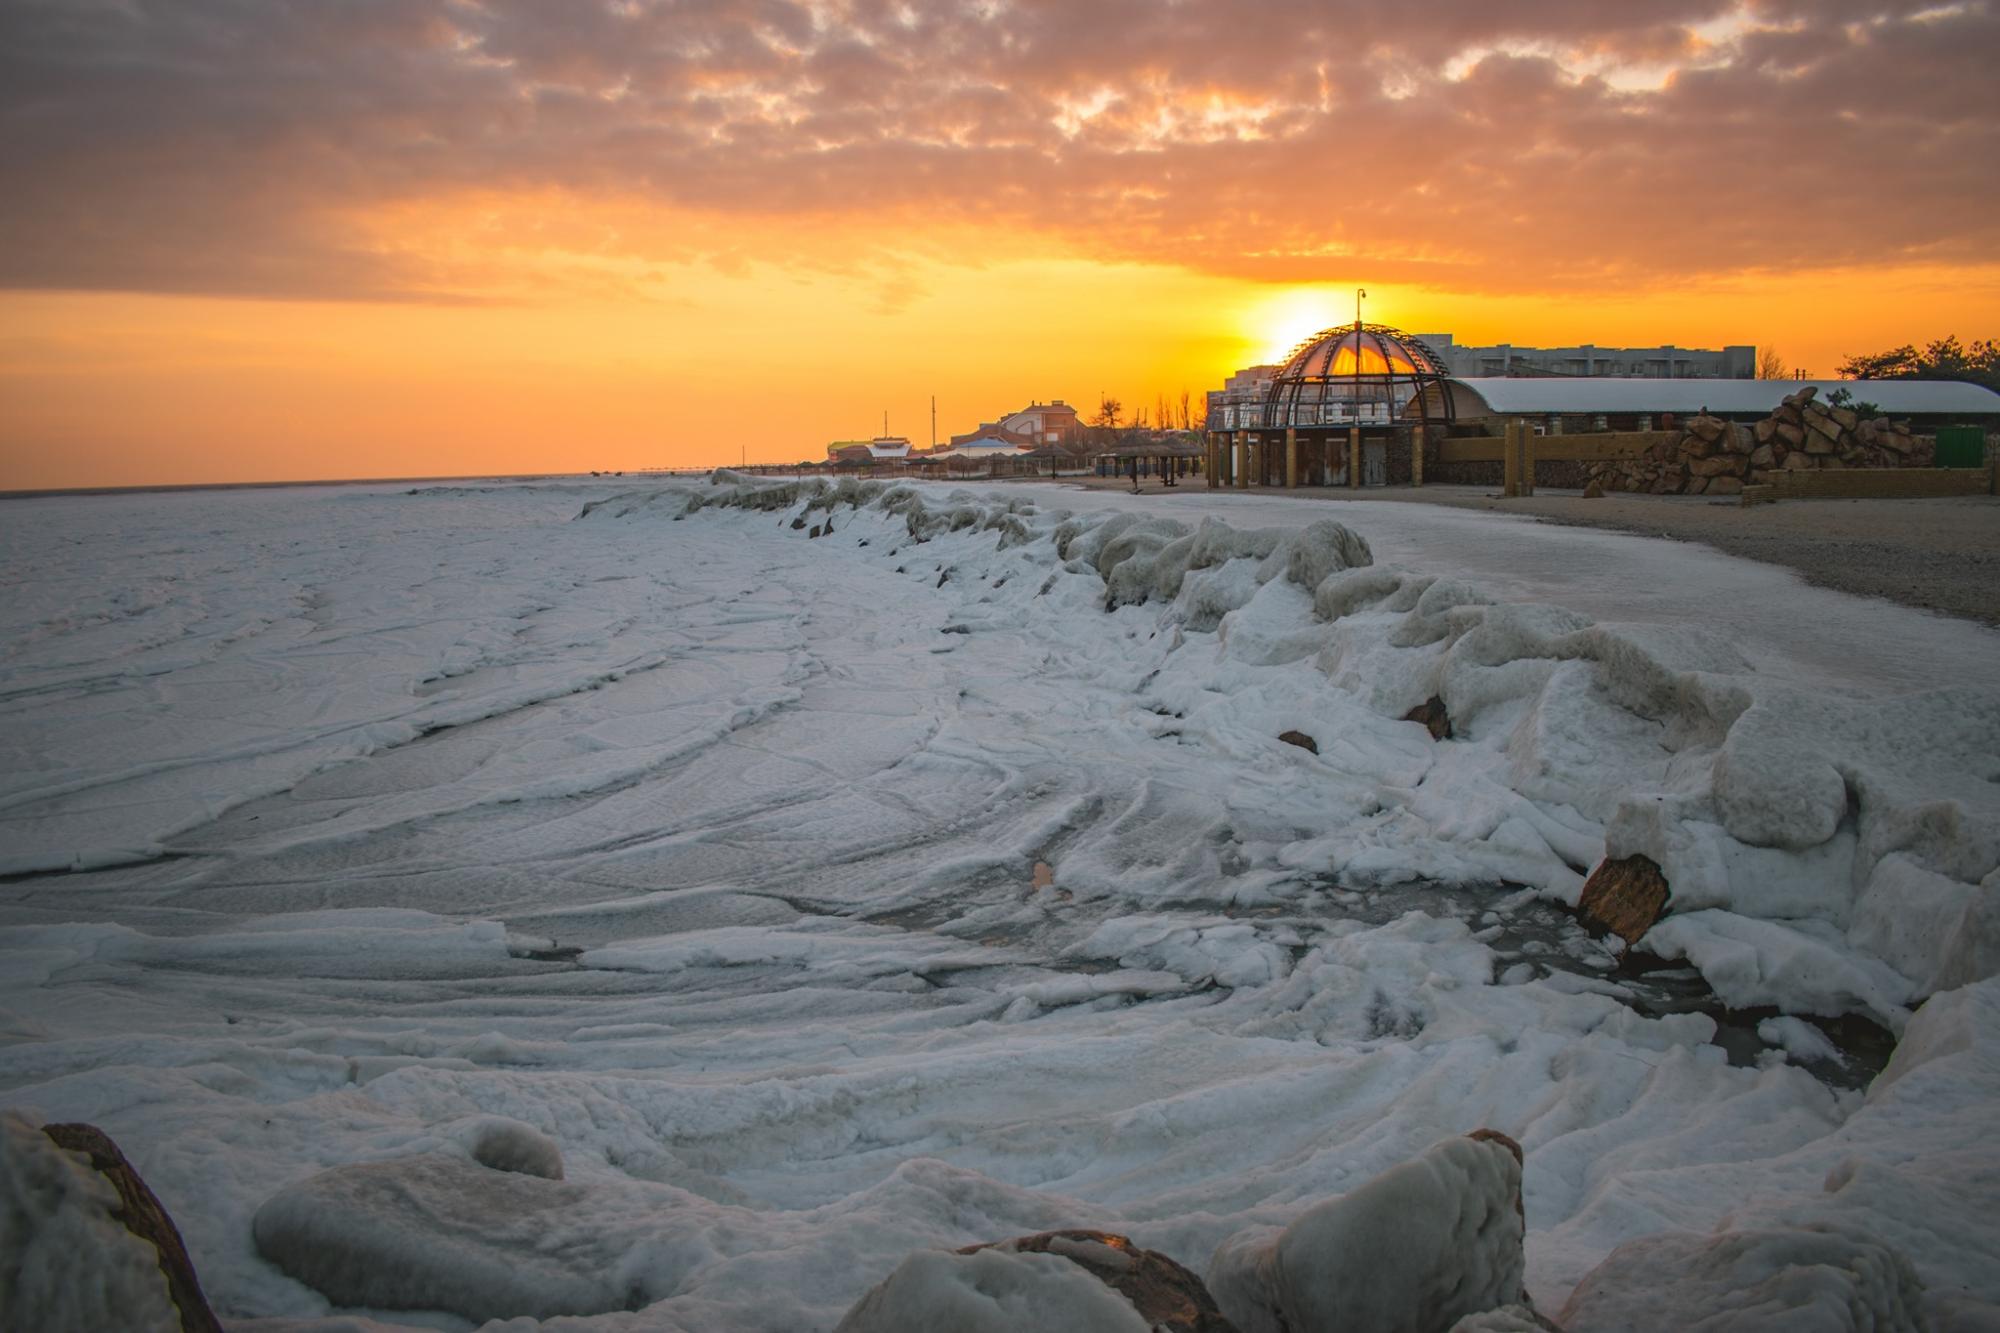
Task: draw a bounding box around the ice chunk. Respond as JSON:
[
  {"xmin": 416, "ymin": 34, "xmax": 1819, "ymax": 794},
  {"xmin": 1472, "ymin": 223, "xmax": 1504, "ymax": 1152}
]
[
  {"xmin": 1643, "ymin": 910, "xmax": 1913, "ymax": 1030},
  {"xmin": 1558, "ymin": 1226, "xmax": 1924, "ymax": 1331},
  {"xmin": 1755, "ymin": 1016, "xmax": 1840, "ymax": 1066},
  {"xmin": 1867, "ymin": 978, "xmax": 1993, "ymax": 1099},
  {"xmin": 1448, "ymin": 1307, "xmax": 1554, "ymax": 1332},
  {"xmin": 251, "ymin": 1154, "xmax": 630, "ymax": 1321},
  {"xmin": 444, "ymin": 1114, "xmax": 564, "ymax": 1179},
  {"xmin": 1207, "ymin": 1133, "xmax": 1525, "ymax": 1333}
]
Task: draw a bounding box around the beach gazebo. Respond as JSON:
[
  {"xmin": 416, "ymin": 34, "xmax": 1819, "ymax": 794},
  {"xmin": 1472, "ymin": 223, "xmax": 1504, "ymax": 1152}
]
[
  {"xmin": 1098, "ymin": 437, "xmax": 1203, "ymax": 484},
  {"xmin": 1020, "ymin": 444, "xmax": 1076, "ymax": 477}
]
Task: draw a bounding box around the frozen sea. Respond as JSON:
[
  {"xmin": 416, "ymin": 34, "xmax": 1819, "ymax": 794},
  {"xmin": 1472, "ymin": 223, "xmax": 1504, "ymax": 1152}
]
[{"xmin": 2, "ymin": 476, "xmax": 1996, "ymax": 1330}]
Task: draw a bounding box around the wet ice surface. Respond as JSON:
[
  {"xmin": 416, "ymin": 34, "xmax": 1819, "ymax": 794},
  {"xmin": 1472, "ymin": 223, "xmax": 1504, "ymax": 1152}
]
[{"xmin": 1, "ymin": 478, "xmax": 1995, "ymax": 1330}]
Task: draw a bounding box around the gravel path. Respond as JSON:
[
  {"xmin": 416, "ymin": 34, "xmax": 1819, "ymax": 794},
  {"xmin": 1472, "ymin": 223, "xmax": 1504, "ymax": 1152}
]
[{"xmin": 1060, "ymin": 476, "xmax": 2000, "ymax": 626}]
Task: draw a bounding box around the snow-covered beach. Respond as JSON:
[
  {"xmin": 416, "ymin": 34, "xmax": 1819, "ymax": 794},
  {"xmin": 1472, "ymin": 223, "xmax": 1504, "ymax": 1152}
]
[{"xmin": 3, "ymin": 476, "xmax": 1996, "ymax": 1329}]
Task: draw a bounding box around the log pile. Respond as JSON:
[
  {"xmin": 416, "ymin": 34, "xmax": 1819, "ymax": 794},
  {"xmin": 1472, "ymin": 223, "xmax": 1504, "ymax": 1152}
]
[{"xmin": 1583, "ymin": 386, "xmax": 1934, "ymax": 495}]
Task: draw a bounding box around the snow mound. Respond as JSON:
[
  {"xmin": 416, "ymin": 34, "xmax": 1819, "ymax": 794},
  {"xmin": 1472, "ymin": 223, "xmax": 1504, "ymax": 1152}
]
[
  {"xmin": 1208, "ymin": 1132, "xmax": 1526, "ymax": 1333},
  {"xmin": 0, "ymin": 1113, "xmax": 181, "ymax": 1333},
  {"xmin": 444, "ymin": 1114, "xmax": 563, "ymax": 1179},
  {"xmin": 1558, "ymin": 1226, "xmax": 1925, "ymax": 1331},
  {"xmin": 251, "ymin": 1154, "xmax": 632, "ymax": 1321},
  {"xmin": 833, "ymin": 1246, "xmax": 1152, "ymax": 1333},
  {"xmin": 1101, "ymin": 515, "xmax": 1374, "ymax": 617}
]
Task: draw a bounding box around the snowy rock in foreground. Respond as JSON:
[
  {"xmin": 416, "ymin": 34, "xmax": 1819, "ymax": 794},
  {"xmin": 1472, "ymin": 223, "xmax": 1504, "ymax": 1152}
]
[
  {"xmin": 1207, "ymin": 1132, "xmax": 1527, "ymax": 1333},
  {"xmin": 252, "ymin": 1154, "xmax": 626, "ymax": 1322},
  {"xmin": 836, "ymin": 1228, "xmax": 1236, "ymax": 1333},
  {"xmin": 1558, "ymin": 1226, "xmax": 1925, "ymax": 1331},
  {"xmin": 0, "ymin": 1114, "xmax": 187, "ymax": 1333}
]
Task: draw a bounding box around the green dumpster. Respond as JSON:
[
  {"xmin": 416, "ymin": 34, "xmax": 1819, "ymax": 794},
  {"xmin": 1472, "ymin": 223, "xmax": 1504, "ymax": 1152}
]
[{"xmin": 1935, "ymin": 426, "xmax": 1986, "ymax": 468}]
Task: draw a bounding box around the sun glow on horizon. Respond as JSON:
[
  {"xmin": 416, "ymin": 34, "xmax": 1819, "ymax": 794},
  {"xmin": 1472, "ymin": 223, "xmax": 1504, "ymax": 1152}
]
[
  {"xmin": 1240, "ymin": 286, "xmax": 1411, "ymax": 365},
  {"xmin": 1243, "ymin": 288, "xmax": 1348, "ymax": 363}
]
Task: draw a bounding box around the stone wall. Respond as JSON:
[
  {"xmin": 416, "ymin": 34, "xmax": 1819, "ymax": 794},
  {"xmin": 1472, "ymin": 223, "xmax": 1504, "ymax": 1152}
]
[
  {"xmin": 1426, "ymin": 457, "xmax": 1596, "ymax": 489},
  {"xmin": 1583, "ymin": 386, "xmax": 1935, "ymax": 496}
]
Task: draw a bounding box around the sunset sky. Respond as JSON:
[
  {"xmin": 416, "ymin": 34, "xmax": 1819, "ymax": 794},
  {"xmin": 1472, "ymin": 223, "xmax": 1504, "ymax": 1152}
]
[{"xmin": 4, "ymin": 0, "xmax": 1998, "ymax": 488}]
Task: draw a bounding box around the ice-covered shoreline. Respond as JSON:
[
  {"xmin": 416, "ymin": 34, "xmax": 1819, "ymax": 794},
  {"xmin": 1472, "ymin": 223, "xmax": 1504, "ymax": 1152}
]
[
  {"xmin": 670, "ymin": 470, "xmax": 1999, "ymax": 1027},
  {"xmin": 2, "ymin": 476, "xmax": 1996, "ymax": 1328}
]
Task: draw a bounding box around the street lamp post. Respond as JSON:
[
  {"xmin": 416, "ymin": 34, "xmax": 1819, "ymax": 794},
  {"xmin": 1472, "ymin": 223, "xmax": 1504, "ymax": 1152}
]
[{"xmin": 1354, "ymin": 288, "xmax": 1366, "ymax": 428}]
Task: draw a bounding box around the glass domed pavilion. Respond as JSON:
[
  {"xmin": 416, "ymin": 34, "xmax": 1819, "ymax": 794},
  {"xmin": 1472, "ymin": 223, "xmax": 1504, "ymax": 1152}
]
[
  {"xmin": 1259, "ymin": 324, "xmax": 1453, "ymax": 432},
  {"xmin": 1205, "ymin": 322, "xmax": 1459, "ymax": 488}
]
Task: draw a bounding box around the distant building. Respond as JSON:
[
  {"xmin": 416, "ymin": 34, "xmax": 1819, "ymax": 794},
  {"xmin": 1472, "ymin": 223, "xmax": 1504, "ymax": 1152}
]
[
  {"xmin": 947, "ymin": 400, "xmax": 1081, "ymax": 452},
  {"xmin": 933, "ymin": 426, "xmax": 1035, "ymax": 459},
  {"xmin": 995, "ymin": 400, "xmax": 1081, "ymax": 445},
  {"xmin": 1204, "ymin": 365, "xmax": 1281, "ymax": 432},
  {"xmin": 1413, "ymin": 335, "xmax": 1755, "ymax": 380},
  {"xmin": 826, "ymin": 436, "xmax": 911, "ymax": 462},
  {"xmin": 944, "ymin": 425, "xmax": 1033, "ymax": 451}
]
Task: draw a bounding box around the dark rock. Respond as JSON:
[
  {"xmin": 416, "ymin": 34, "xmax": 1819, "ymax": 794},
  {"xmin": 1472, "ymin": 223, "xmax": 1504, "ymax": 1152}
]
[
  {"xmin": 1582, "ymin": 479, "xmax": 1605, "ymax": 498},
  {"xmin": 41, "ymin": 1123, "xmax": 223, "ymax": 1333},
  {"xmin": 1278, "ymin": 730, "xmax": 1319, "ymax": 754},
  {"xmin": 1405, "ymin": 696, "xmax": 1453, "ymax": 740},
  {"xmin": 790, "ymin": 516, "xmax": 807, "ymax": 529},
  {"xmin": 1577, "ymin": 854, "xmax": 1670, "ymax": 948},
  {"xmin": 1467, "ymin": 1126, "xmax": 1524, "ymax": 1166},
  {"xmin": 956, "ymin": 1231, "xmax": 1239, "ymax": 1333}
]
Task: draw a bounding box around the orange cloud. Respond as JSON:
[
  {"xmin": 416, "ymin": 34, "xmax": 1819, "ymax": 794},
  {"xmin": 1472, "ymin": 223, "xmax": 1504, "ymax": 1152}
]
[{"xmin": 6, "ymin": 0, "xmax": 1996, "ymax": 299}]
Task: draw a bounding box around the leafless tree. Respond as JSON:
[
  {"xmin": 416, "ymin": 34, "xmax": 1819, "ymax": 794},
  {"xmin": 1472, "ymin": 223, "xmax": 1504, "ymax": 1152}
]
[{"xmin": 1756, "ymin": 347, "xmax": 1789, "ymax": 380}]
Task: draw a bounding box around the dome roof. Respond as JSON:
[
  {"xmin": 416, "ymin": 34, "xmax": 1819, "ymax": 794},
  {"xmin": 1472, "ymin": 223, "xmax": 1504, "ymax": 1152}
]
[
  {"xmin": 1258, "ymin": 323, "xmax": 1453, "ymax": 429},
  {"xmin": 1277, "ymin": 325, "xmax": 1446, "ymax": 381}
]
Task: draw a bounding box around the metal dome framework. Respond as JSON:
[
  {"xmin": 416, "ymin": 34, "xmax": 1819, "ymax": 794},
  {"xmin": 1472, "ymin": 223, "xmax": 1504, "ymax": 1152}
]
[{"xmin": 1258, "ymin": 323, "xmax": 1456, "ymax": 432}]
